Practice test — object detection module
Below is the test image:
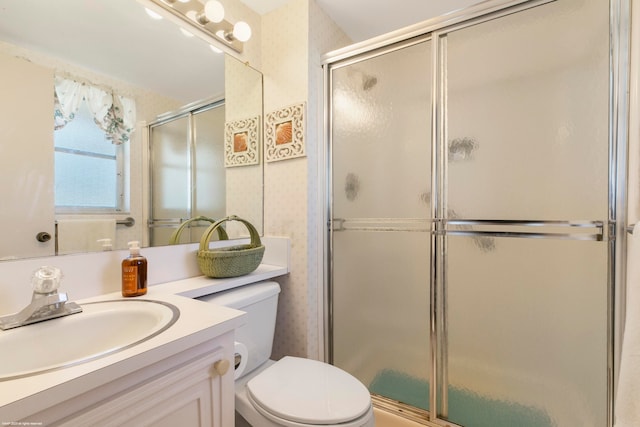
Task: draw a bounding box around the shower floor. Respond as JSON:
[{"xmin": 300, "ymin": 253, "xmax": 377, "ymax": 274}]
[{"xmin": 369, "ymin": 369, "xmax": 553, "ymax": 427}]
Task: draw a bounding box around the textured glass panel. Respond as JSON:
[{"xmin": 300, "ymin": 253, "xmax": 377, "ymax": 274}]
[
  {"xmin": 193, "ymin": 106, "xmax": 225, "ymax": 217},
  {"xmin": 446, "ymin": 0, "xmax": 609, "ymax": 220},
  {"xmin": 54, "ymin": 103, "xmax": 118, "ymax": 208},
  {"xmin": 192, "ymin": 106, "xmax": 226, "ymax": 242},
  {"xmin": 150, "ymin": 116, "xmax": 189, "ymax": 220},
  {"xmin": 55, "ymin": 152, "xmax": 116, "ymax": 208},
  {"xmin": 333, "ymin": 231, "xmax": 430, "ymax": 410},
  {"xmin": 55, "ymin": 102, "xmax": 113, "ymax": 155},
  {"xmin": 331, "ymin": 40, "xmax": 433, "ymax": 411},
  {"xmin": 446, "ymin": 236, "xmax": 607, "ymax": 427},
  {"xmin": 332, "ymin": 41, "xmax": 432, "ymax": 220}
]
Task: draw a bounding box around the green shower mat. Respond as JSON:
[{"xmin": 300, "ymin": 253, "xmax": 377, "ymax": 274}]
[{"xmin": 369, "ymin": 369, "xmax": 553, "ymax": 427}]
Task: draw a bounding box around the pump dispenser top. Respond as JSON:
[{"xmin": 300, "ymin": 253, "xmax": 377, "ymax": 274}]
[
  {"xmin": 128, "ymin": 240, "xmax": 140, "ymax": 255},
  {"xmin": 97, "ymin": 238, "xmax": 113, "ymax": 251},
  {"xmin": 122, "ymin": 241, "xmax": 147, "ymax": 297}
]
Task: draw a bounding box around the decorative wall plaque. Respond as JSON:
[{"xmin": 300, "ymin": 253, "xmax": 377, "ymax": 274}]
[{"xmin": 265, "ymin": 102, "xmax": 306, "ymax": 162}]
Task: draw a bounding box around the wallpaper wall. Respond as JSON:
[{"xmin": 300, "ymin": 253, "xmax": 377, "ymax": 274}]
[
  {"xmin": 261, "ymin": 0, "xmax": 350, "ymax": 360},
  {"xmin": 224, "ymin": 57, "xmax": 264, "ymax": 237}
]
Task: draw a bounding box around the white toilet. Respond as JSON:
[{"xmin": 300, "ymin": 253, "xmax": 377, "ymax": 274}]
[{"xmin": 198, "ymin": 281, "xmax": 375, "ymax": 427}]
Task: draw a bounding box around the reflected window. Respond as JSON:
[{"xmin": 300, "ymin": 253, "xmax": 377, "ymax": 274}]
[{"xmin": 54, "ymin": 101, "xmax": 126, "ymax": 211}]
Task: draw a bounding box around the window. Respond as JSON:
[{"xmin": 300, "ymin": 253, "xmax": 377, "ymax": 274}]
[
  {"xmin": 53, "ymin": 77, "xmax": 135, "ymax": 212},
  {"xmin": 54, "ymin": 101, "xmax": 125, "ymax": 211}
]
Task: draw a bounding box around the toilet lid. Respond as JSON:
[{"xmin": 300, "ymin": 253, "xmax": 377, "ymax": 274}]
[{"xmin": 246, "ymin": 356, "xmax": 371, "ymax": 425}]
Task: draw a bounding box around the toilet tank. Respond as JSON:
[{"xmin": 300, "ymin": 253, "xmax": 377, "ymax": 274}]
[{"xmin": 197, "ymin": 281, "xmax": 280, "ymax": 376}]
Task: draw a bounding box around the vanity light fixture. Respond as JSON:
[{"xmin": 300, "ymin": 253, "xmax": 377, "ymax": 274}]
[
  {"xmin": 214, "ymin": 21, "xmax": 251, "ymax": 44},
  {"xmin": 138, "ymin": 0, "xmax": 251, "ymax": 53},
  {"xmin": 233, "ymin": 21, "xmax": 252, "ymax": 42},
  {"xmin": 203, "ymin": 0, "xmax": 225, "ymax": 23}
]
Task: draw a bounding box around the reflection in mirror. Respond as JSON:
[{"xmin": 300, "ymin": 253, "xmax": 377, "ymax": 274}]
[
  {"xmin": 0, "ymin": 0, "xmax": 263, "ymax": 261},
  {"xmin": 148, "ymin": 100, "xmax": 229, "ymax": 246}
]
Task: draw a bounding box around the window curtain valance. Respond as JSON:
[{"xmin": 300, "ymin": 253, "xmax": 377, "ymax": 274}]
[{"xmin": 54, "ymin": 77, "xmax": 136, "ymax": 145}]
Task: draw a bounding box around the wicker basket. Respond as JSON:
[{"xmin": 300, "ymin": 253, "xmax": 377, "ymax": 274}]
[
  {"xmin": 197, "ymin": 215, "xmax": 264, "ymax": 278},
  {"xmin": 168, "ymin": 216, "xmax": 229, "ymax": 245}
]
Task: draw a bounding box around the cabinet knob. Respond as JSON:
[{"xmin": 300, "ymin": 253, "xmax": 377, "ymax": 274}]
[{"xmin": 213, "ymin": 359, "xmax": 230, "ymax": 376}]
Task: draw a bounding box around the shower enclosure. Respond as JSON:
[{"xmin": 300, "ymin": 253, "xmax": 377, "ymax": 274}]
[
  {"xmin": 324, "ymin": 0, "xmax": 628, "ymax": 426},
  {"xmin": 148, "ymin": 100, "xmax": 226, "ymax": 246}
]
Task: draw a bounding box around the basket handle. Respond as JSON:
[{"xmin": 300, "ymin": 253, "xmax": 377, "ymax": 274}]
[
  {"xmin": 199, "ymin": 215, "xmax": 261, "ymax": 251},
  {"xmin": 169, "ymin": 216, "xmax": 229, "ymax": 245}
]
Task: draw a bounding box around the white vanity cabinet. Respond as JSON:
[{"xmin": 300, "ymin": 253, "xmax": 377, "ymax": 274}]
[
  {"xmin": 27, "ymin": 332, "xmax": 235, "ymax": 427},
  {"xmin": 0, "ymin": 238, "xmax": 290, "ymax": 425}
]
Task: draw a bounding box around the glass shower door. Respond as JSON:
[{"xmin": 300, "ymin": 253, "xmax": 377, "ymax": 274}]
[
  {"xmin": 442, "ymin": 0, "xmax": 610, "ymax": 425},
  {"xmin": 445, "ymin": 237, "xmax": 607, "ymax": 427},
  {"xmin": 330, "ymin": 39, "xmax": 433, "ymax": 412}
]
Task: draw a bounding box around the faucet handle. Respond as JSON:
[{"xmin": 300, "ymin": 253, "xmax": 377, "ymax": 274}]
[{"xmin": 31, "ymin": 266, "xmax": 63, "ymax": 294}]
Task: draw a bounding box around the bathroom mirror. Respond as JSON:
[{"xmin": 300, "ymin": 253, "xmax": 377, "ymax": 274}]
[{"xmin": 0, "ymin": 0, "xmax": 263, "ymax": 260}]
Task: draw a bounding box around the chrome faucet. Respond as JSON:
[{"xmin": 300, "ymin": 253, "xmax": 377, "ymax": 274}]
[{"xmin": 0, "ymin": 266, "xmax": 82, "ymax": 330}]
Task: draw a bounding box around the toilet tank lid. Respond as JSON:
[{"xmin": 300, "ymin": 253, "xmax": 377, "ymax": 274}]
[{"xmin": 197, "ymin": 281, "xmax": 281, "ymax": 309}]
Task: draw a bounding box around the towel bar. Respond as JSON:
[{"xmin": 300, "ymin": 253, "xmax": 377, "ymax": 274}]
[
  {"xmin": 54, "ymin": 217, "xmax": 135, "ymax": 227},
  {"xmin": 117, "ymin": 217, "xmax": 135, "ymax": 227}
]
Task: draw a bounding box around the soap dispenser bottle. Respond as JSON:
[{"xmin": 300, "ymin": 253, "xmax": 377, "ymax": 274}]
[{"xmin": 122, "ymin": 241, "xmax": 147, "ymax": 297}]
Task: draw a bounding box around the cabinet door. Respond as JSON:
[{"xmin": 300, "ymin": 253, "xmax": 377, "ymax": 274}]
[{"xmin": 61, "ymin": 348, "xmax": 229, "ymax": 427}]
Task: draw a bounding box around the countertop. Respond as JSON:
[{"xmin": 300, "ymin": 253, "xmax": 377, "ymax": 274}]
[{"xmin": 149, "ymin": 263, "xmax": 288, "ymax": 299}]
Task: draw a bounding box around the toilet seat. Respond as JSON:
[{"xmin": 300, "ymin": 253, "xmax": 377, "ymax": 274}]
[{"xmin": 246, "ymin": 356, "xmax": 372, "ymax": 426}]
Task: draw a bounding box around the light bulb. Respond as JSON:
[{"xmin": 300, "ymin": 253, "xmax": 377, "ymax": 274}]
[
  {"xmin": 145, "ymin": 8, "xmax": 163, "ymax": 20},
  {"xmin": 204, "ymin": 0, "xmax": 225, "ymax": 23},
  {"xmin": 210, "ymin": 44, "xmax": 223, "ymax": 54},
  {"xmin": 233, "ymin": 21, "xmax": 251, "ymax": 42}
]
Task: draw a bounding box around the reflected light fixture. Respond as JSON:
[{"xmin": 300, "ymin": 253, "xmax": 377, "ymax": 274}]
[
  {"xmin": 145, "ymin": 8, "xmax": 163, "ymax": 19},
  {"xmin": 180, "ymin": 27, "xmax": 194, "ymax": 37},
  {"xmin": 139, "ymin": 0, "xmax": 251, "ymax": 53}
]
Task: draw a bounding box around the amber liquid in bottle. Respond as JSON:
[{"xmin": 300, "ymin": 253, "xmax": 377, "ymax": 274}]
[{"xmin": 122, "ymin": 242, "xmax": 147, "ymax": 297}]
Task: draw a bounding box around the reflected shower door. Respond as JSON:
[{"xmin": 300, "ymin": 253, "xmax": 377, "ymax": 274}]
[
  {"xmin": 443, "ymin": 0, "xmax": 609, "ymax": 425},
  {"xmin": 192, "ymin": 105, "xmax": 226, "ymax": 241},
  {"xmin": 149, "ymin": 102, "xmax": 226, "ymax": 246},
  {"xmin": 149, "ymin": 115, "xmax": 190, "ymax": 246},
  {"xmin": 330, "ymin": 39, "xmax": 433, "ymax": 411}
]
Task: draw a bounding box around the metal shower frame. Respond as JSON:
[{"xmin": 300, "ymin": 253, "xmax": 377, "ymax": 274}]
[{"xmin": 322, "ymin": 0, "xmax": 630, "ymax": 425}]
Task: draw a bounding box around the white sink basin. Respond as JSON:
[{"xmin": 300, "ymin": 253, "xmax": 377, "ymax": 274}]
[{"xmin": 0, "ymin": 299, "xmax": 179, "ymax": 381}]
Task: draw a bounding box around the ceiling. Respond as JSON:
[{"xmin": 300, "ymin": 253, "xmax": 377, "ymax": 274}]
[{"xmin": 0, "ymin": 0, "xmax": 484, "ymax": 104}]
